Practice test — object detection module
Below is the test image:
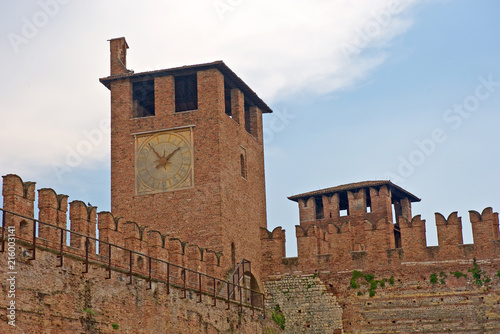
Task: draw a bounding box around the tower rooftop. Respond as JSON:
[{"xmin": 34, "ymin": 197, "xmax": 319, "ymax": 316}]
[
  {"xmin": 99, "ymin": 60, "xmax": 273, "ymax": 114},
  {"xmin": 288, "ymin": 180, "xmax": 421, "ymax": 203}
]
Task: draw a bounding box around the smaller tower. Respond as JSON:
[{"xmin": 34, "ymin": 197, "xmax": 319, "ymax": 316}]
[{"xmin": 288, "ymin": 180, "xmax": 420, "ymax": 249}]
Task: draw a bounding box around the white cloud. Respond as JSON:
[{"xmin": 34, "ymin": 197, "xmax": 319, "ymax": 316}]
[{"xmin": 0, "ymin": 0, "xmax": 422, "ymax": 178}]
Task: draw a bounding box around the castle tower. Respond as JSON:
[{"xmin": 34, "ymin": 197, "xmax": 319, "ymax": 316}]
[
  {"xmin": 288, "ymin": 181, "xmax": 420, "ymax": 250},
  {"xmin": 99, "ymin": 37, "xmax": 271, "ymax": 279}
]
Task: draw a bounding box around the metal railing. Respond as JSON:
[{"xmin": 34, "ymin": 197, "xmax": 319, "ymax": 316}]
[{"xmin": 0, "ymin": 208, "xmax": 265, "ymax": 316}]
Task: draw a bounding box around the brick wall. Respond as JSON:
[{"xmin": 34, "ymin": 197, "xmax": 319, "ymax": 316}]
[
  {"xmin": 0, "ymin": 240, "xmax": 281, "ymax": 334},
  {"xmin": 0, "ymin": 173, "xmax": 280, "ymax": 333}
]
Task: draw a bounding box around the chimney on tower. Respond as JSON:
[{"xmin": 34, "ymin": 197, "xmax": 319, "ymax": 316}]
[{"xmin": 109, "ymin": 37, "xmax": 129, "ymax": 76}]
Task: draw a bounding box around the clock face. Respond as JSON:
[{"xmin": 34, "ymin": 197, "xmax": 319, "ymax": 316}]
[{"xmin": 135, "ymin": 128, "xmax": 194, "ymax": 195}]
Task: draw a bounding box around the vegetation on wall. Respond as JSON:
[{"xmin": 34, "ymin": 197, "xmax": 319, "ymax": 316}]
[
  {"xmin": 350, "ymin": 270, "xmax": 394, "ymax": 297},
  {"xmin": 429, "ymin": 262, "xmax": 498, "ymax": 287},
  {"xmin": 468, "ymin": 262, "xmax": 491, "ymax": 286},
  {"xmin": 272, "ymin": 305, "xmax": 285, "ymax": 330}
]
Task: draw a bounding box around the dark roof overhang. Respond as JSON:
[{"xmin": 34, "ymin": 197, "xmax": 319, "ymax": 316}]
[{"xmin": 288, "ymin": 180, "xmax": 421, "ymax": 203}]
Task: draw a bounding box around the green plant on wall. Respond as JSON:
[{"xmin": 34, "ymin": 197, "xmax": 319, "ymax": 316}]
[
  {"xmin": 84, "ymin": 307, "xmax": 95, "ymax": 315},
  {"xmin": 451, "ymin": 271, "xmax": 467, "ymax": 279},
  {"xmin": 272, "ymin": 305, "xmax": 285, "ymax": 330},
  {"xmin": 439, "ymin": 271, "xmax": 448, "ymax": 284},
  {"xmin": 430, "ymin": 263, "xmax": 492, "ymax": 287},
  {"xmin": 350, "ymin": 271, "xmax": 392, "ymax": 297},
  {"xmin": 350, "ymin": 270, "xmax": 364, "ymax": 289},
  {"xmin": 430, "ymin": 272, "xmax": 449, "ymax": 285},
  {"xmin": 111, "ymin": 323, "xmax": 119, "ymax": 330},
  {"xmin": 469, "ymin": 262, "xmax": 490, "ymax": 286}
]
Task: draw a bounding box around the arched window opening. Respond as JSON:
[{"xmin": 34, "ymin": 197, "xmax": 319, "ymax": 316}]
[{"xmin": 240, "ymin": 154, "xmax": 247, "ymax": 179}]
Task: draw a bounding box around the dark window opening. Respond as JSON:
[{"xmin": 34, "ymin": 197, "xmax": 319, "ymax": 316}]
[
  {"xmin": 244, "ymin": 100, "xmax": 252, "ymax": 134},
  {"xmin": 224, "ymin": 82, "xmax": 232, "ymax": 118},
  {"xmin": 394, "ymin": 225, "xmax": 402, "ymax": 248},
  {"xmin": 392, "ymin": 199, "xmax": 402, "ymax": 248},
  {"xmin": 366, "ymin": 189, "xmax": 372, "ymax": 213},
  {"xmin": 240, "ymin": 154, "xmax": 247, "ymax": 179},
  {"xmin": 133, "ymin": 79, "xmax": 155, "ymax": 117},
  {"xmin": 175, "ymin": 74, "xmax": 198, "ymax": 112},
  {"xmin": 315, "ymin": 197, "xmax": 324, "ymax": 220},
  {"xmin": 339, "ymin": 192, "xmax": 349, "ymax": 216}
]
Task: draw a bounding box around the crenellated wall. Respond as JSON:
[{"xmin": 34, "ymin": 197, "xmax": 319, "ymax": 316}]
[
  {"xmin": 1, "ymin": 173, "xmax": 277, "ymax": 333},
  {"xmin": 1, "ymin": 174, "xmax": 226, "ymax": 281},
  {"xmin": 261, "ymin": 207, "xmax": 500, "ymax": 275},
  {"xmin": 262, "ymin": 187, "xmax": 500, "ymax": 333}
]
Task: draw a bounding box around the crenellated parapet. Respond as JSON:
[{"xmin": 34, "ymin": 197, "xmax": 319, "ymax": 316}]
[
  {"xmin": 2, "ymin": 174, "xmax": 36, "ymax": 238},
  {"xmin": 260, "ymin": 226, "xmax": 286, "ymax": 276},
  {"xmin": 38, "ymin": 188, "xmax": 68, "ymax": 247},
  {"xmin": 470, "ymin": 207, "xmax": 500, "ymax": 258},
  {"xmin": 69, "ymin": 200, "xmax": 97, "ymax": 253},
  {"xmin": 280, "ymin": 181, "xmax": 500, "ymax": 274},
  {"xmin": 399, "ymin": 215, "xmax": 427, "ymax": 261},
  {"xmin": 1, "ymin": 174, "xmax": 225, "ymax": 280},
  {"xmin": 266, "ymin": 208, "xmax": 500, "ymax": 275},
  {"xmin": 289, "ymin": 181, "xmax": 420, "ymax": 231}
]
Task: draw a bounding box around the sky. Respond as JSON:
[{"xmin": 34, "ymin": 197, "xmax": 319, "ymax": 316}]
[{"xmin": 1, "ymin": 0, "xmax": 499, "ymax": 257}]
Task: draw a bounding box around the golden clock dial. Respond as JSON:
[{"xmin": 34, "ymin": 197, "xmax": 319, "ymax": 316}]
[{"xmin": 135, "ymin": 129, "xmax": 193, "ymax": 194}]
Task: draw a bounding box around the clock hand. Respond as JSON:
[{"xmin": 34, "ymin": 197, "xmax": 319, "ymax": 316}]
[
  {"xmin": 165, "ymin": 147, "xmax": 181, "ymax": 161},
  {"xmin": 149, "ymin": 143, "xmax": 163, "ymax": 159}
]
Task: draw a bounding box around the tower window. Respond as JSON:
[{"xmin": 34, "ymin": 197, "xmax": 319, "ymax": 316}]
[
  {"xmin": 133, "ymin": 79, "xmax": 155, "ymax": 117},
  {"xmin": 339, "ymin": 191, "xmax": 349, "ymax": 216},
  {"xmin": 175, "ymin": 74, "xmax": 198, "ymax": 112},
  {"xmin": 224, "ymin": 82, "xmax": 232, "ymax": 118},
  {"xmin": 240, "ymin": 154, "xmax": 247, "ymax": 179},
  {"xmin": 366, "ymin": 189, "xmax": 372, "ymax": 213},
  {"xmin": 315, "ymin": 196, "xmax": 324, "ymax": 220},
  {"xmin": 244, "ymin": 100, "xmax": 252, "ymax": 134}
]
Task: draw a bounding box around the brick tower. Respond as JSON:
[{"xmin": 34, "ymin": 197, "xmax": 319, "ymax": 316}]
[
  {"xmin": 288, "ymin": 180, "xmax": 421, "ymax": 251},
  {"xmin": 99, "ymin": 37, "xmax": 271, "ymax": 280}
]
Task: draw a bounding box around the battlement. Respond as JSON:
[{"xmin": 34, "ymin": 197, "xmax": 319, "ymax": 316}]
[
  {"xmin": 1, "ymin": 174, "xmax": 228, "ymax": 279},
  {"xmin": 289, "ymin": 181, "xmax": 419, "ymax": 232},
  {"xmin": 263, "ymin": 181, "xmax": 500, "ymax": 276}
]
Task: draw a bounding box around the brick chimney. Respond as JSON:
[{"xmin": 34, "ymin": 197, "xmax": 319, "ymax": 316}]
[{"xmin": 109, "ymin": 37, "xmax": 129, "ymax": 76}]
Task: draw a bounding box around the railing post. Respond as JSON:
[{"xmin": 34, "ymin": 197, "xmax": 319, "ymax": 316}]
[
  {"xmin": 147, "ymin": 256, "xmax": 152, "ymax": 290},
  {"xmin": 166, "ymin": 263, "xmax": 170, "ymax": 294},
  {"xmin": 128, "ymin": 250, "xmax": 133, "ymax": 285},
  {"xmin": 239, "ymin": 283, "xmax": 242, "ymax": 313},
  {"xmin": 56, "ymin": 228, "xmax": 64, "ymax": 267},
  {"xmin": 262, "ymin": 294, "xmax": 266, "ymax": 319},
  {"xmin": 82, "ymin": 236, "xmax": 89, "ymax": 273},
  {"xmin": 213, "ymin": 278, "xmax": 217, "ymax": 307},
  {"xmin": 197, "ymin": 273, "xmax": 202, "ymax": 303},
  {"xmin": 180, "ymin": 269, "xmax": 186, "ymax": 299},
  {"xmin": 29, "ymin": 218, "xmax": 36, "ymax": 260},
  {"xmin": 106, "ymin": 244, "xmax": 112, "ymax": 279},
  {"xmin": 227, "ymin": 281, "xmax": 230, "ymax": 310},
  {"xmin": 1, "ymin": 210, "xmax": 5, "ymax": 253},
  {"xmin": 251, "ymin": 289, "xmax": 254, "ymax": 316}
]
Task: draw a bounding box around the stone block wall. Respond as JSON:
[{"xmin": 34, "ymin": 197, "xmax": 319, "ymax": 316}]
[{"xmin": 265, "ymin": 275, "xmax": 343, "ymax": 334}]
